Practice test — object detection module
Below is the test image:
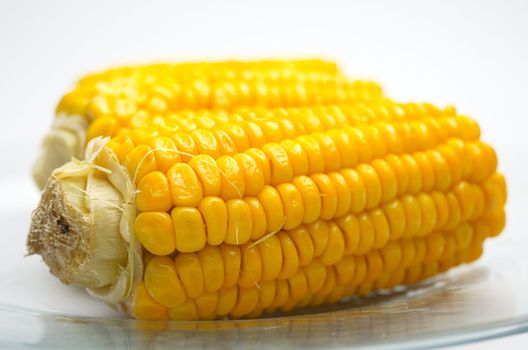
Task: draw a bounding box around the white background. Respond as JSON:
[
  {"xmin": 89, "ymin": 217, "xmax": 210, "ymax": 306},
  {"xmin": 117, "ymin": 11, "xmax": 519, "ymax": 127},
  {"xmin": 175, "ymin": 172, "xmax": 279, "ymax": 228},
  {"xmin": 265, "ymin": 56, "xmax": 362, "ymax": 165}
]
[{"xmin": 0, "ymin": 0, "xmax": 527, "ymax": 348}]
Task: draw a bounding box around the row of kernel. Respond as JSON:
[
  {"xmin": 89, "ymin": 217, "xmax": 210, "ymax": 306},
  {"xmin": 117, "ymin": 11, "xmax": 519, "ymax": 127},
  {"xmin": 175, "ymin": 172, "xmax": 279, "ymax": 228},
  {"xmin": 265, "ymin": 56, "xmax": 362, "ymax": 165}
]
[
  {"xmin": 123, "ymin": 128, "xmax": 495, "ymax": 216},
  {"xmin": 69, "ymin": 72, "xmax": 380, "ymax": 121},
  {"xmin": 141, "ymin": 206, "xmax": 502, "ymax": 313},
  {"xmin": 63, "ymin": 59, "xmax": 348, "ymax": 104},
  {"xmin": 279, "ymin": 223, "xmax": 488, "ymax": 315},
  {"xmin": 78, "ymin": 60, "xmax": 344, "ymax": 85},
  {"xmin": 134, "ymin": 167, "xmax": 502, "ymax": 256},
  {"xmin": 101, "ymin": 103, "xmax": 478, "ymax": 161},
  {"xmin": 135, "ymin": 218, "xmax": 490, "ymax": 320},
  {"xmin": 130, "ymin": 136, "xmax": 496, "ymax": 216},
  {"xmin": 89, "ymin": 98, "xmax": 449, "ymax": 142},
  {"xmin": 90, "ymin": 94, "xmax": 475, "ymax": 155}
]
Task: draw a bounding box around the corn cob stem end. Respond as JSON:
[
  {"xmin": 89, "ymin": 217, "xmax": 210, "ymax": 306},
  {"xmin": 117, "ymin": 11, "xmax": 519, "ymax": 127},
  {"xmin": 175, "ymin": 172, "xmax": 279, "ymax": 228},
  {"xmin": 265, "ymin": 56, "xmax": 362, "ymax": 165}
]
[
  {"xmin": 27, "ymin": 176, "xmax": 92, "ymax": 285},
  {"xmin": 27, "ymin": 165, "xmax": 127, "ymax": 291}
]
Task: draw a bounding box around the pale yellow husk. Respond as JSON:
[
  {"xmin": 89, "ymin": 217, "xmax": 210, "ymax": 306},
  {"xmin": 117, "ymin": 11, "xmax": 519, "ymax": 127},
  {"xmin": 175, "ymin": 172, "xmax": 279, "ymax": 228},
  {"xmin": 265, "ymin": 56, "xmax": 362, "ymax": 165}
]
[
  {"xmin": 27, "ymin": 137, "xmax": 142, "ymax": 310},
  {"xmin": 32, "ymin": 114, "xmax": 88, "ymax": 189}
]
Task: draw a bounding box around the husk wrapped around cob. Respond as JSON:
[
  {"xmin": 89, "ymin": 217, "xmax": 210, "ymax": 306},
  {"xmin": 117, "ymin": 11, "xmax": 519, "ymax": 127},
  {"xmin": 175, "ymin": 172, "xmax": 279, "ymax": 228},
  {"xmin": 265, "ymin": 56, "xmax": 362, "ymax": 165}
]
[{"xmin": 28, "ymin": 60, "xmax": 506, "ymax": 320}]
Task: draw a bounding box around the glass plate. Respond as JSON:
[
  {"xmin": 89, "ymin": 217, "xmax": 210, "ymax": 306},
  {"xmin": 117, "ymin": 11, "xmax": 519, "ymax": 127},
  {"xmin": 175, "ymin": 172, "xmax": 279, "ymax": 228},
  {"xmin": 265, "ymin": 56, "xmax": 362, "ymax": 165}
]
[{"xmin": 0, "ymin": 148, "xmax": 526, "ymax": 349}]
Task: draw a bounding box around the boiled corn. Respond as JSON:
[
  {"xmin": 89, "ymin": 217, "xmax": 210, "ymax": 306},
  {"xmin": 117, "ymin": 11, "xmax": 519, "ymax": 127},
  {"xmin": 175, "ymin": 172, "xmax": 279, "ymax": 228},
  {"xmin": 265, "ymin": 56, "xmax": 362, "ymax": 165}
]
[{"xmin": 28, "ymin": 77, "xmax": 506, "ymax": 321}]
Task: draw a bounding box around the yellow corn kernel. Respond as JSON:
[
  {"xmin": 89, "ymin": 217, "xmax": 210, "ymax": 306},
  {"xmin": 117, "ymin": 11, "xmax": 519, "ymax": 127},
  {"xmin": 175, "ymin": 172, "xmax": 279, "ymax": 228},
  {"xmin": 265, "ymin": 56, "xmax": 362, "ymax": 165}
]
[
  {"xmin": 371, "ymin": 159, "xmax": 398, "ymax": 203},
  {"xmin": 135, "ymin": 212, "xmax": 175, "ymax": 256},
  {"xmin": 350, "ymin": 128, "xmax": 372, "ymax": 164},
  {"xmin": 238, "ymin": 243, "xmax": 262, "ymax": 288},
  {"xmin": 257, "ymin": 235, "xmax": 283, "ymax": 281},
  {"xmin": 257, "ymin": 186, "xmax": 285, "ymax": 233},
  {"xmin": 399, "ymin": 239, "xmax": 416, "ymax": 269},
  {"xmin": 355, "ymin": 213, "xmax": 375, "ymax": 255},
  {"xmin": 107, "ymin": 135, "xmax": 135, "ymax": 162},
  {"xmin": 217, "ymin": 155, "xmax": 245, "ymax": 199},
  {"xmin": 340, "ymin": 168, "xmax": 367, "ymax": 214},
  {"xmin": 305, "ymin": 260, "xmax": 327, "ymax": 293},
  {"xmin": 214, "ymin": 129, "xmax": 238, "ymax": 155},
  {"xmin": 230, "ymin": 286, "xmax": 259, "ymax": 318},
  {"xmin": 246, "ymin": 197, "xmax": 267, "ymax": 240},
  {"xmin": 199, "ymin": 197, "xmax": 228, "ymax": 246},
  {"xmin": 277, "ymin": 183, "xmax": 304, "ymax": 230},
  {"xmin": 216, "ymin": 286, "xmax": 238, "ymax": 317},
  {"xmin": 168, "ymin": 300, "xmax": 198, "ymax": 321},
  {"xmin": 245, "ymin": 148, "xmax": 271, "ymax": 185},
  {"xmin": 269, "ymin": 280, "xmax": 290, "ymax": 309},
  {"xmin": 263, "ymin": 143, "xmax": 293, "ymax": 186},
  {"xmin": 357, "ymin": 164, "xmax": 382, "ymax": 210},
  {"xmin": 220, "ymin": 245, "xmax": 241, "ymax": 288},
  {"xmin": 424, "ymin": 232, "xmax": 445, "ymax": 263},
  {"xmin": 145, "ymin": 256, "xmax": 186, "ymax": 308},
  {"xmin": 315, "ymin": 265, "xmax": 337, "ymax": 296},
  {"xmin": 276, "ymin": 232, "xmax": 300, "ymax": 279},
  {"xmin": 311, "ymin": 174, "xmax": 338, "ymax": 221},
  {"xmin": 292, "ymin": 176, "xmax": 321, "ymax": 224},
  {"xmin": 258, "ymin": 280, "xmax": 277, "ymax": 309},
  {"xmin": 319, "ymin": 223, "xmax": 345, "ymax": 266},
  {"xmin": 223, "ymin": 124, "xmax": 250, "ymax": 152},
  {"xmin": 329, "ymin": 172, "xmax": 351, "ymax": 217},
  {"xmin": 174, "ymin": 253, "xmax": 204, "ymax": 298},
  {"xmin": 288, "ymin": 227, "xmax": 314, "ymax": 267},
  {"xmin": 129, "ymin": 128, "xmax": 159, "ymax": 146},
  {"xmin": 281, "ymin": 139, "xmax": 309, "ymax": 177},
  {"xmin": 167, "ymin": 163, "xmax": 203, "ymax": 207},
  {"xmin": 240, "ymin": 121, "xmax": 267, "ymax": 149},
  {"xmin": 171, "ymin": 207, "xmax": 206, "ymax": 253},
  {"xmin": 314, "ymin": 133, "xmax": 342, "ymax": 172},
  {"xmin": 414, "ymin": 152, "xmax": 435, "ymax": 192},
  {"xmin": 381, "ymin": 199, "xmax": 406, "ymax": 241},
  {"xmin": 335, "ymin": 214, "xmax": 360, "ymax": 255},
  {"xmin": 87, "ymin": 116, "xmax": 119, "ymax": 141},
  {"xmin": 329, "ymin": 129, "xmax": 358, "ymax": 169},
  {"xmin": 379, "ymin": 242, "xmax": 402, "ymax": 272},
  {"xmin": 432, "ymin": 191, "xmax": 450, "ymax": 231},
  {"xmin": 225, "ymin": 199, "xmax": 253, "ymax": 245},
  {"xmin": 149, "ymin": 136, "xmax": 181, "ymax": 173},
  {"xmin": 288, "ymin": 269, "xmax": 309, "ymax": 301},
  {"xmin": 401, "ymin": 154, "xmax": 422, "ymax": 195},
  {"xmin": 386, "ymin": 154, "xmax": 409, "ymax": 196},
  {"xmin": 401, "ymin": 195, "xmax": 422, "ymax": 238},
  {"xmin": 136, "ymin": 171, "xmax": 172, "ymax": 212},
  {"xmin": 189, "ymin": 155, "xmax": 222, "ymax": 196},
  {"xmin": 191, "ymin": 129, "xmax": 221, "ymax": 158},
  {"xmin": 369, "ymin": 208, "xmax": 390, "ymax": 249},
  {"xmin": 444, "ymin": 192, "xmax": 462, "ymax": 231},
  {"xmin": 417, "ymin": 193, "xmax": 437, "ymax": 236},
  {"xmin": 133, "ymin": 283, "xmax": 169, "ymax": 320},
  {"xmin": 297, "ymin": 135, "xmax": 326, "ymax": 174},
  {"xmin": 195, "ymin": 291, "xmax": 219, "ymax": 320},
  {"xmin": 172, "ymin": 133, "xmax": 198, "ymax": 162},
  {"xmin": 197, "ymin": 246, "xmax": 225, "ymax": 292},
  {"xmin": 349, "ymin": 256, "xmax": 367, "ymax": 287},
  {"xmin": 234, "ymin": 153, "xmax": 265, "ymax": 197},
  {"xmin": 123, "ymin": 145, "xmax": 157, "ymax": 184},
  {"xmin": 306, "ymin": 220, "xmax": 330, "ymax": 257}
]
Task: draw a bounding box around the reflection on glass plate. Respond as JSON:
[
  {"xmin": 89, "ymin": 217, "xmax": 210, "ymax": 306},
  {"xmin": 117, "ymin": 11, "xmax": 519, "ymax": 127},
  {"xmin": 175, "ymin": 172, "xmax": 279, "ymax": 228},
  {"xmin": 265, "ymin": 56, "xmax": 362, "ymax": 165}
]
[{"xmin": 0, "ymin": 156, "xmax": 527, "ymax": 349}]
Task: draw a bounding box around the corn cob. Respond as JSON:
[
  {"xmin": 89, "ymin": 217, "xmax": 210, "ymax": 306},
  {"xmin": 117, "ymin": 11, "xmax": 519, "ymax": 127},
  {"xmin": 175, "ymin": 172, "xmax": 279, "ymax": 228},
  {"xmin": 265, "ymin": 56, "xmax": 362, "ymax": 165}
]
[
  {"xmin": 27, "ymin": 97, "xmax": 506, "ymax": 320},
  {"xmin": 33, "ymin": 60, "xmax": 382, "ymax": 189}
]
